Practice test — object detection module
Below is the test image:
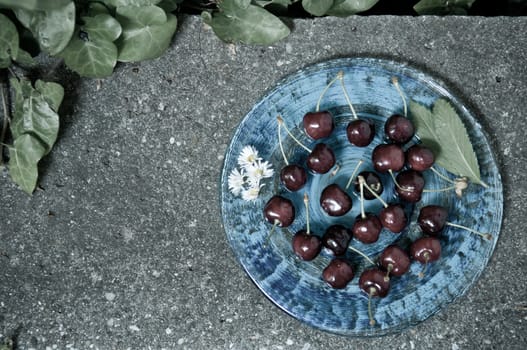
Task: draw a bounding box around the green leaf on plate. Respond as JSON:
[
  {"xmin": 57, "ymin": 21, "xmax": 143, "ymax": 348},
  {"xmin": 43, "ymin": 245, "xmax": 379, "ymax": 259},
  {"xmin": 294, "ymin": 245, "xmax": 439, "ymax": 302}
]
[
  {"xmin": 14, "ymin": 1, "xmax": 76, "ymax": 55},
  {"xmin": 326, "ymin": 0, "xmax": 378, "ymax": 17},
  {"xmin": 8, "ymin": 134, "xmax": 46, "ymax": 194},
  {"xmin": 10, "ymin": 78, "xmax": 62, "ymax": 154},
  {"xmin": 413, "ymin": 0, "xmax": 475, "ymax": 15},
  {"xmin": 410, "ymin": 99, "xmax": 486, "ymax": 187},
  {"xmin": 302, "ymin": 0, "xmax": 334, "ymax": 16},
  {"xmin": 252, "ymin": 0, "xmax": 293, "ymax": 7},
  {"xmin": 0, "ymin": 13, "xmax": 19, "ymax": 68},
  {"xmin": 116, "ymin": 5, "xmax": 178, "ymax": 62},
  {"xmin": 202, "ymin": 3, "xmax": 290, "ymax": 45}
]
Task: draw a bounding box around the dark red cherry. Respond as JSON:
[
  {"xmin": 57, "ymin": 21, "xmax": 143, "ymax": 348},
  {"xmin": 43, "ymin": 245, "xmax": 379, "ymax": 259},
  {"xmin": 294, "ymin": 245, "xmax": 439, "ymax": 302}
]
[
  {"xmin": 354, "ymin": 171, "xmax": 383, "ymax": 200},
  {"xmin": 372, "ymin": 144, "xmax": 405, "ymax": 172},
  {"xmin": 395, "ymin": 170, "xmax": 425, "ymax": 202},
  {"xmin": 418, "ymin": 205, "xmax": 448, "ymax": 235},
  {"xmin": 346, "ymin": 119, "xmax": 375, "ymax": 147},
  {"xmin": 410, "ymin": 237, "xmax": 442, "ymax": 264},
  {"xmin": 306, "ymin": 143, "xmax": 335, "ymax": 174},
  {"xmin": 406, "ymin": 144, "xmax": 435, "ymax": 171},
  {"xmin": 292, "ymin": 230, "xmax": 322, "ymax": 261},
  {"xmin": 303, "ymin": 111, "xmax": 334, "ymax": 139},
  {"xmin": 379, "ymin": 245, "xmax": 410, "ymax": 277},
  {"xmin": 322, "ymin": 258, "xmax": 355, "ymax": 289},
  {"xmin": 280, "ymin": 164, "xmax": 307, "ymax": 192},
  {"xmin": 352, "ymin": 213, "xmax": 382, "ymax": 244},
  {"xmin": 263, "ymin": 195, "xmax": 295, "ymax": 227},
  {"xmin": 322, "ymin": 225, "xmax": 352, "ymax": 256},
  {"xmin": 379, "ymin": 203, "xmax": 408, "ymax": 233},
  {"xmin": 320, "ymin": 184, "xmax": 352, "ymax": 216},
  {"xmin": 384, "ymin": 114, "xmax": 415, "ymax": 144},
  {"xmin": 359, "ymin": 268, "xmax": 390, "ymax": 298}
]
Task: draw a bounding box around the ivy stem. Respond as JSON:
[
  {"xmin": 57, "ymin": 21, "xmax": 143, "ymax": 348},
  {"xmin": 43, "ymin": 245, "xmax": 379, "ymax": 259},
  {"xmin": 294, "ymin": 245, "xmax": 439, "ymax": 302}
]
[
  {"xmin": 277, "ymin": 116, "xmax": 311, "ymax": 153},
  {"xmin": 347, "ymin": 245, "xmax": 376, "ymax": 266},
  {"xmin": 0, "ymin": 82, "xmax": 10, "ymax": 167},
  {"xmin": 315, "ymin": 73, "xmax": 341, "ymax": 112},
  {"xmin": 338, "ymin": 72, "xmax": 358, "ymax": 120},
  {"xmin": 344, "ymin": 159, "xmax": 364, "ymax": 190},
  {"xmin": 391, "ymin": 76, "xmax": 407, "ymax": 117}
]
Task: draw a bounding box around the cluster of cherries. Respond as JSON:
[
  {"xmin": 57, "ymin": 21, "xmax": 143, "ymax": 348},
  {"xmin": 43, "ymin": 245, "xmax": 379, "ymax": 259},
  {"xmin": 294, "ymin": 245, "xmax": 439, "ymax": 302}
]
[{"xmin": 261, "ymin": 73, "xmax": 489, "ymax": 326}]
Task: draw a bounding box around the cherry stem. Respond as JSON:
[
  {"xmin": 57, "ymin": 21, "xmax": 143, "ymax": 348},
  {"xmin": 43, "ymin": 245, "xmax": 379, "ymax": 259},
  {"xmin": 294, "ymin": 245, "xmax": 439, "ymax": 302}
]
[
  {"xmin": 359, "ymin": 176, "xmax": 389, "ymax": 208},
  {"xmin": 423, "ymin": 185, "xmax": 456, "ymax": 193},
  {"xmin": 316, "ymin": 72, "xmax": 341, "ymax": 112},
  {"xmin": 348, "ymin": 245, "xmax": 376, "ymax": 266},
  {"xmin": 388, "ymin": 169, "xmax": 411, "ymax": 192},
  {"xmin": 330, "ymin": 163, "xmax": 341, "ymax": 177},
  {"xmin": 344, "ymin": 159, "xmax": 364, "ymax": 190},
  {"xmin": 359, "ymin": 180, "xmax": 366, "ymax": 219},
  {"xmin": 277, "ymin": 123, "xmax": 289, "ymax": 166},
  {"xmin": 338, "ymin": 72, "xmax": 358, "ymax": 120},
  {"xmin": 418, "ymin": 253, "xmax": 429, "ymax": 278},
  {"xmin": 263, "ymin": 220, "xmax": 279, "ymax": 248},
  {"xmin": 277, "ymin": 116, "xmax": 311, "ymax": 153},
  {"xmin": 304, "ymin": 193, "xmax": 310, "ymax": 235},
  {"xmin": 384, "ymin": 264, "xmax": 393, "ymax": 282},
  {"xmin": 368, "ymin": 288, "xmax": 376, "ymax": 326},
  {"xmin": 391, "ymin": 76, "xmax": 407, "ymax": 118},
  {"xmin": 430, "ymin": 166, "xmax": 456, "ymax": 184},
  {"xmin": 446, "ymin": 222, "xmax": 492, "ymax": 240}
]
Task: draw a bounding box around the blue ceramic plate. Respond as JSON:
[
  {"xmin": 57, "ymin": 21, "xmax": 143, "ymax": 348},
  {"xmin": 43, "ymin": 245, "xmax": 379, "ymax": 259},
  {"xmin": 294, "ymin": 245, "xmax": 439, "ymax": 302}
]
[{"xmin": 220, "ymin": 58, "xmax": 503, "ymax": 336}]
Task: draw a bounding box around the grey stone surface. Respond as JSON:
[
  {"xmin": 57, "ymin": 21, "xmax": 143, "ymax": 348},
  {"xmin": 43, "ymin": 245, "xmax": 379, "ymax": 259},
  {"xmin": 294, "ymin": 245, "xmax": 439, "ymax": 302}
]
[{"xmin": 1, "ymin": 15, "xmax": 526, "ymax": 349}]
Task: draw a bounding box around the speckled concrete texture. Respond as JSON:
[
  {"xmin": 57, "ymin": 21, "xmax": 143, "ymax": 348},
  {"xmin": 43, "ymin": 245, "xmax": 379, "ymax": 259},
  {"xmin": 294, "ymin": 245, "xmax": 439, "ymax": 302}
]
[{"xmin": 1, "ymin": 15, "xmax": 526, "ymax": 349}]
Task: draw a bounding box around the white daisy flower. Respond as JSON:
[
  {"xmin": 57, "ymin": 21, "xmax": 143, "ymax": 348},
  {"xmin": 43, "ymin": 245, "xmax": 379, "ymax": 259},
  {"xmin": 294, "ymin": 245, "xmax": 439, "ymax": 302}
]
[
  {"xmin": 237, "ymin": 145, "xmax": 261, "ymax": 168},
  {"xmin": 241, "ymin": 185, "xmax": 262, "ymax": 201},
  {"xmin": 245, "ymin": 160, "xmax": 274, "ymax": 182},
  {"xmin": 228, "ymin": 167, "xmax": 246, "ymax": 196}
]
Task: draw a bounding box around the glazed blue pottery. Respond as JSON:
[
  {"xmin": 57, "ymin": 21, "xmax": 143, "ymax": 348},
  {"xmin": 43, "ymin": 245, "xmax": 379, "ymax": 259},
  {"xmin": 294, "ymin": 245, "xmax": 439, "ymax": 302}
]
[{"xmin": 220, "ymin": 58, "xmax": 503, "ymax": 336}]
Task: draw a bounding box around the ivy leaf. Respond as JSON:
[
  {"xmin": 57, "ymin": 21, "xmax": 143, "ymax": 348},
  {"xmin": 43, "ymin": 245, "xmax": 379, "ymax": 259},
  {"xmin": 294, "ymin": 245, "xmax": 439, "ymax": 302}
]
[
  {"xmin": 202, "ymin": 3, "xmax": 290, "ymax": 45},
  {"xmin": 8, "ymin": 134, "xmax": 46, "ymax": 194},
  {"xmin": 60, "ymin": 30, "xmax": 118, "ymax": 78},
  {"xmin": 326, "ymin": 0, "xmax": 379, "ymax": 17},
  {"xmin": 14, "ymin": 1, "xmax": 75, "ymax": 55},
  {"xmin": 302, "ymin": 0, "xmax": 334, "ymax": 16},
  {"xmin": 10, "ymin": 78, "xmax": 62, "ymax": 154},
  {"xmin": 414, "ymin": 0, "xmax": 475, "ymax": 15},
  {"xmin": 116, "ymin": 6, "xmax": 178, "ymax": 62},
  {"xmin": 157, "ymin": 0, "xmax": 184, "ymax": 12},
  {"xmin": 410, "ymin": 99, "xmax": 486, "ymax": 187},
  {"xmin": 0, "ymin": 13, "xmax": 19, "ymax": 68},
  {"xmin": 35, "ymin": 80, "xmax": 65, "ymax": 112},
  {"xmin": 13, "ymin": 49, "xmax": 37, "ymax": 68},
  {"xmin": 253, "ymin": 0, "xmax": 292, "ymax": 6},
  {"xmin": 83, "ymin": 14, "xmax": 123, "ymax": 42},
  {"xmin": 103, "ymin": 0, "xmax": 162, "ymax": 7},
  {"xmin": 0, "ymin": 0, "xmax": 71, "ymax": 11}
]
